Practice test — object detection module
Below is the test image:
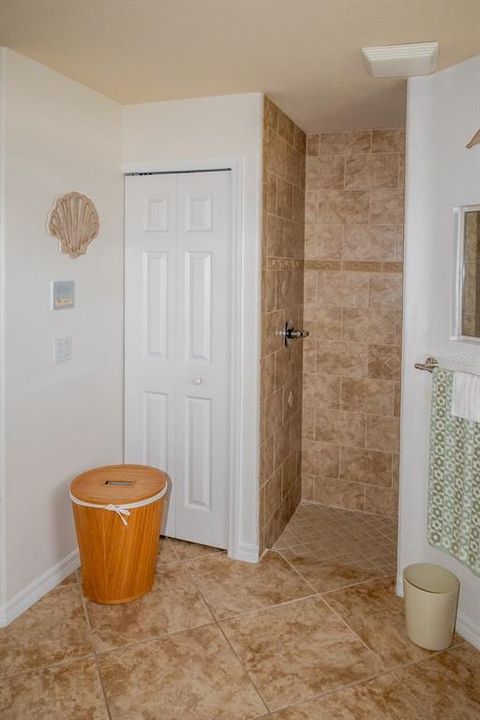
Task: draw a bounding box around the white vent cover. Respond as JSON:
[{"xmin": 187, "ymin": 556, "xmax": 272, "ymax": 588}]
[{"xmin": 361, "ymin": 42, "xmax": 439, "ymax": 78}]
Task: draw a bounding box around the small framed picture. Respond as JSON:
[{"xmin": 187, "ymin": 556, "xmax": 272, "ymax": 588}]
[{"xmin": 51, "ymin": 280, "xmax": 75, "ymax": 311}]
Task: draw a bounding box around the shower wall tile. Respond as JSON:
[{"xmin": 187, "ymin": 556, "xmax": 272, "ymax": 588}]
[
  {"xmin": 302, "ymin": 440, "xmax": 339, "ymax": 478},
  {"xmin": 372, "ymin": 128, "xmax": 405, "ymax": 153},
  {"xmin": 371, "ymin": 153, "xmax": 400, "ymax": 188},
  {"xmin": 367, "ymin": 344, "xmax": 401, "ymax": 380},
  {"xmin": 313, "ymin": 476, "xmax": 366, "ymax": 511},
  {"xmin": 315, "ymin": 340, "xmax": 367, "ymax": 379},
  {"xmin": 370, "ymin": 189, "xmax": 405, "ymax": 225},
  {"xmin": 302, "ymin": 473, "xmax": 314, "ymax": 500},
  {"xmin": 314, "ymin": 408, "xmax": 366, "ymax": 448},
  {"xmin": 343, "ymin": 225, "xmax": 400, "ymax": 262},
  {"xmin": 339, "ymin": 447, "xmax": 392, "ymax": 487},
  {"xmin": 368, "ymin": 273, "xmax": 403, "ymax": 307},
  {"xmin": 316, "ymin": 271, "xmax": 369, "ymax": 308},
  {"xmin": 260, "ymin": 97, "xmax": 306, "ymax": 551},
  {"xmin": 342, "ymin": 307, "xmax": 396, "ymax": 345},
  {"xmin": 347, "ymin": 131, "xmax": 373, "ymax": 155},
  {"xmin": 365, "ymin": 485, "xmax": 397, "ymax": 516},
  {"xmin": 306, "ymin": 134, "xmax": 319, "ymax": 156},
  {"xmin": 302, "ymin": 126, "xmax": 405, "ymax": 518},
  {"xmin": 366, "ymin": 414, "xmax": 400, "ymax": 453},
  {"xmin": 394, "ymin": 382, "xmax": 401, "ymax": 417},
  {"xmin": 340, "ymin": 377, "xmax": 394, "ymax": 415},
  {"xmin": 303, "ymin": 304, "xmax": 341, "ymax": 339},
  {"xmin": 305, "ymin": 224, "xmax": 343, "ymax": 260},
  {"xmin": 303, "ymin": 373, "xmax": 340, "ymax": 410},
  {"xmin": 344, "ymin": 154, "xmax": 371, "ymax": 190},
  {"xmin": 317, "ymin": 156, "xmax": 345, "ymax": 188}
]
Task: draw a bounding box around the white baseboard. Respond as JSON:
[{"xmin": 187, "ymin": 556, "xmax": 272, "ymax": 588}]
[
  {"xmin": 230, "ymin": 540, "xmax": 259, "ymax": 564},
  {"xmin": 396, "ymin": 572, "xmax": 480, "ymax": 651},
  {"xmin": 0, "ymin": 548, "xmax": 80, "ymax": 627},
  {"xmin": 396, "ymin": 573, "xmax": 403, "ymax": 598},
  {"xmin": 456, "ymin": 611, "xmax": 480, "ymax": 649}
]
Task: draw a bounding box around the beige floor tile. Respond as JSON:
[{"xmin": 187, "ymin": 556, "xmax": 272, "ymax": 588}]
[
  {"xmin": 280, "ymin": 551, "xmax": 383, "ymax": 593},
  {"xmin": 221, "ymin": 595, "xmax": 383, "ymax": 711},
  {"xmin": 0, "ymin": 658, "xmax": 109, "ymax": 720},
  {"xmin": 267, "ymin": 683, "xmax": 393, "ymax": 719},
  {"xmin": 167, "ymin": 537, "xmax": 224, "ymax": 561},
  {"xmin": 59, "ymin": 570, "xmax": 80, "ymax": 586},
  {"xmin": 85, "ymin": 564, "xmax": 214, "ymax": 652},
  {"xmin": 97, "ymin": 623, "xmax": 267, "ymax": 720},
  {"xmin": 157, "ymin": 535, "xmax": 181, "ymax": 565},
  {"xmin": 0, "ymin": 585, "xmax": 92, "ymax": 678},
  {"xmin": 398, "ymin": 644, "xmax": 480, "ymax": 718},
  {"xmin": 186, "ymin": 551, "xmax": 312, "ymax": 620},
  {"xmin": 268, "ymin": 644, "xmax": 480, "ymax": 719},
  {"xmin": 324, "ymin": 576, "xmax": 434, "ymax": 667},
  {"xmin": 267, "ymin": 670, "xmax": 416, "ymax": 719}
]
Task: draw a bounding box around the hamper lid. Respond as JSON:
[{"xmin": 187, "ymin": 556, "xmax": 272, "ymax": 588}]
[{"xmin": 70, "ymin": 464, "xmax": 168, "ymax": 505}]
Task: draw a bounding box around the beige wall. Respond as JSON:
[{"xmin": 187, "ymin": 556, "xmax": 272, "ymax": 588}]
[
  {"xmin": 259, "ymin": 97, "xmax": 306, "ymax": 550},
  {"xmin": 301, "ymin": 129, "xmax": 405, "ymax": 517}
]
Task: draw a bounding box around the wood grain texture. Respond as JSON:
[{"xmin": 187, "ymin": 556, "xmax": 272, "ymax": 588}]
[
  {"xmin": 71, "ymin": 464, "xmax": 167, "ymax": 504},
  {"xmin": 71, "ymin": 465, "xmax": 167, "ymax": 604}
]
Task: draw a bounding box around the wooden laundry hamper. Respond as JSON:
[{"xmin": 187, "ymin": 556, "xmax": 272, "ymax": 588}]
[{"xmin": 70, "ymin": 464, "xmax": 168, "ymax": 604}]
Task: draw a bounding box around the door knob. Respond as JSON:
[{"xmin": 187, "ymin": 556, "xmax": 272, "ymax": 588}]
[
  {"xmin": 193, "ymin": 376, "xmax": 202, "ymax": 385},
  {"xmin": 281, "ymin": 322, "xmax": 310, "ymax": 347}
]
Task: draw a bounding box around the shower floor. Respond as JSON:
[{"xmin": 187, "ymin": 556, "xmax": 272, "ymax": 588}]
[{"xmin": 273, "ymin": 502, "xmax": 398, "ymax": 592}]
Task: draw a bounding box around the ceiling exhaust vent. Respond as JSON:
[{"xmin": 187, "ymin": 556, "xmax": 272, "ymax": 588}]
[{"xmin": 361, "ymin": 42, "xmax": 439, "ymax": 78}]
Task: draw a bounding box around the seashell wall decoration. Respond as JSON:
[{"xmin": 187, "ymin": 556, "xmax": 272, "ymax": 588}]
[
  {"xmin": 466, "ymin": 129, "xmax": 480, "ymax": 149},
  {"xmin": 48, "ymin": 192, "xmax": 100, "ymax": 258}
]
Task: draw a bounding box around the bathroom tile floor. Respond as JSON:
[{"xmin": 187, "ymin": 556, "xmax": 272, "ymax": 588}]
[{"xmin": 1, "ymin": 502, "xmax": 479, "ymax": 719}]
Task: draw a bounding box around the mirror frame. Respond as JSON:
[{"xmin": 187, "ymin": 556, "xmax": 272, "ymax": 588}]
[{"xmin": 452, "ymin": 204, "xmax": 480, "ymax": 343}]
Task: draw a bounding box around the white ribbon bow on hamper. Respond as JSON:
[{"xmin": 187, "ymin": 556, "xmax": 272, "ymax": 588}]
[
  {"xmin": 69, "ymin": 485, "xmax": 168, "ymax": 526},
  {"xmin": 105, "ymin": 504, "xmax": 131, "ymax": 526}
]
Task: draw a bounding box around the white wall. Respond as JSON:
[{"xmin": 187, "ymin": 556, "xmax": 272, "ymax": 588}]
[
  {"xmin": 123, "ymin": 95, "xmax": 263, "ymax": 559},
  {"xmin": 0, "ymin": 63, "xmax": 262, "ymax": 621},
  {"xmin": 0, "ymin": 49, "xmax": 124, "ymax": 620},
  {"xmin": 400, "ymin": 54, "xmax": 480, "ymax": 647}
]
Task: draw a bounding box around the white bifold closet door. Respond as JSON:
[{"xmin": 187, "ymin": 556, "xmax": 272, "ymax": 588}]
[{"xmin": 125, "ymin": 170, "xmax": 231, "ymax": 548}]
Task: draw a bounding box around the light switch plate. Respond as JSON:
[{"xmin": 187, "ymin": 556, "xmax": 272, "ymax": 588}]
[{"xmin": 53, "ymin": 337, "xmax": 72, "ymax": 363}]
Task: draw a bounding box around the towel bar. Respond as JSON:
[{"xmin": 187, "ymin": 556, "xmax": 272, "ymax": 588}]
[{"xmin": 414, "ymin": 357, "xmax": 439, "ymax": 373}]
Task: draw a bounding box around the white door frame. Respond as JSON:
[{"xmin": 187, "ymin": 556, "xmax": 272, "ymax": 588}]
[{"xmin": 122, "ymin": 157, "xmax": 260, "ymax": 563}]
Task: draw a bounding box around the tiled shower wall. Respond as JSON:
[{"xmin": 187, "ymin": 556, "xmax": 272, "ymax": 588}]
[
  {"xmin": 301, "ymin": 129, "xmax": 405, "ymax": 518},
  {"xmin": 259, "ymin": 97, "xmax": 306, "ymax": 550}
]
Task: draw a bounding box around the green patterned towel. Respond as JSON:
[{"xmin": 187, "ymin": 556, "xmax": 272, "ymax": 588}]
[{"xmin": 428, "ymin": 367, "xmax": 480, "ymax": 576}]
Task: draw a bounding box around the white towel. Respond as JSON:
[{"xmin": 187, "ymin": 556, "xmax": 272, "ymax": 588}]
[{"xmin": 451, "ymin": 371, "xmax": 480, "ymax": 422}]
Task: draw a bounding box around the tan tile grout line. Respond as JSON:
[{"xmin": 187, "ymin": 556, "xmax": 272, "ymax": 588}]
[
  {"xmin": 0, "ymin": 652, "xmax": 97, "ymax": 682},
  {"xmin": 177, "ymin": 555, "xmax": 220, "ymax": 624},
  {"xmin": 273, "ymin": 547, "xmax": 391, "ymax": 597},
  {"xmin": 91, "ymin": 620, "xmax": 220, "ymax": 660},
  {"xmin": 93, "ymin": 655, "xmax": 113, "ymax": 720},
  {"xmin": 215, "ymin": 620, "xmax": 270, "ymax": 717},
  {"xmin": 319, "ymin": 589, "xmax": 386, "ymax": 664},
  {"xmin": 274, "ymin": 549, "xmax": 397, "ymax": 667},
  {"xmin": 262, "ymin": 637, "xmax": 467, "ymax": 717},
  {"xmin": 176, "ymin": 545, "xmax": 469, "ymax": 717},
  {"xmin": 295, "ymin": 500, "xmax": 398, "ymax": 527},
  {"xmin": 162, "ymin": 552, "xmax": 272, "ymax": 715}
]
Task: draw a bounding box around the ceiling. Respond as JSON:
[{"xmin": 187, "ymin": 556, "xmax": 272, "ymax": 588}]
[{"xmin": 0, "ymin": 0, "xmax": 479, "ymax": 132}]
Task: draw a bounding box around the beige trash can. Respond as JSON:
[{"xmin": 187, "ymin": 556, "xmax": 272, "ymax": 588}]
[{"xmin": 403, "ymin": 563, "xmax": 459, "ymax": 651}]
